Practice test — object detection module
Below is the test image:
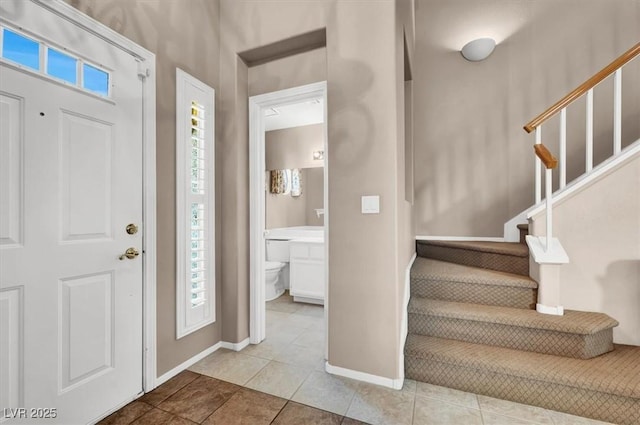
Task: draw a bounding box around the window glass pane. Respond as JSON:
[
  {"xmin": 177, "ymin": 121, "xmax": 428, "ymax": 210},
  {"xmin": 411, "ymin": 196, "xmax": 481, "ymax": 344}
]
[
  {"xmin": 83, "ymin": 63, "xmax": 109, "ymax": 96},
  {"xmin": 47, "ymin": 48, "xmax": 77, "ymax": 84},
  {"xmin": 2, "ymin": 29, "xmax": 40, "ymax": 70}
]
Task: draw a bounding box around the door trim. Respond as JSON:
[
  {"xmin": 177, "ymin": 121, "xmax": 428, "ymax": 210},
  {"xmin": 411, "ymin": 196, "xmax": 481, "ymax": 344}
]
[
  {"xmin": 248, "ymin": 81, "xmax": 328, "ymax": 352},
  {"xmin": 32, "ymin": 0, "xmax": 158, "ymax": 392}
]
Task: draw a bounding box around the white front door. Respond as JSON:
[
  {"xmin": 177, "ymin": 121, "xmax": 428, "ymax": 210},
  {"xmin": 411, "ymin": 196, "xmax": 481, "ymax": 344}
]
[{"xmin": 0, "ymin": 3, "xmax": 144, "ymax": 424}]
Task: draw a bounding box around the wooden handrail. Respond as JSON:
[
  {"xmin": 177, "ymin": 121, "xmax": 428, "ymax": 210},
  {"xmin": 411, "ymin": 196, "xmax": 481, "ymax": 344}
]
[
  {"xmin": 524, "ymin": 42, "xmax": 640, "ymax": 133},
  {"xmin": 534, "ymin": 144, "xmax": 558, "ymax": 169}
]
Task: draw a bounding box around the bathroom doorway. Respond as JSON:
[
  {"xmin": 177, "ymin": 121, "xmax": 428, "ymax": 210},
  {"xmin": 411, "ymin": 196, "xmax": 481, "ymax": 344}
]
[{"xmin": 249, "ymin": 82, "xmax": 328, "ymax": 360}]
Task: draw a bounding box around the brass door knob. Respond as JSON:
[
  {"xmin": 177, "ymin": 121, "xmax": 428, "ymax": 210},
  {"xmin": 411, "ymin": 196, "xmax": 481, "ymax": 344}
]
[
  {"xmin": 119, "ymin": 247, "xmax": 140, "ymax": 260},
  {"xmin": 126, "ymin": 223, "xmax": 139, "ymax": 235}
]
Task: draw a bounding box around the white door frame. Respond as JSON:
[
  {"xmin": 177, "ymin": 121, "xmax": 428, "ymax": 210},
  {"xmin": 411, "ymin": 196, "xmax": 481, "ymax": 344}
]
[
  {"xmin": 31, "ymin": 0, "xmax": 158, "ymax": 392},
  {"xmin": 249, "ymin": 81, "xmax": 328, "ymax": 347}
]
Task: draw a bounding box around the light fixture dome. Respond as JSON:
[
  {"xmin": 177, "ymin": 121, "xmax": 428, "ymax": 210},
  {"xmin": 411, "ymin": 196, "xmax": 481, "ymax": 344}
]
[{"xmin": 461, "ymin": 38, "xmax": 496, "ymax": 62}]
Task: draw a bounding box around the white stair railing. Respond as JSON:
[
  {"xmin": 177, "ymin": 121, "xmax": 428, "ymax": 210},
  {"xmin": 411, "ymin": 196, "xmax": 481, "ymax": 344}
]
[{"xmin": 524, "ymin": 42, "xmax": 640, "ymax": 208}]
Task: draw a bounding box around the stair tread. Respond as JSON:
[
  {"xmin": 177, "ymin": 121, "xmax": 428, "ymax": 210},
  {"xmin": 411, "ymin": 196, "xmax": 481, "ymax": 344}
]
[
  {"xmin": 411, "ymin": 257, "xmax": 537, "ymax": 289},
  {"xmin": 405, "ymin": 334, "xmax": 640, "ymax": 399},
  {"xmin": 417, "ymin": 240, "xmax": 529, "ymax": 257},
  {"xmin": 408, "ymin": 298, "xmax": 619, "ymax": 335}
]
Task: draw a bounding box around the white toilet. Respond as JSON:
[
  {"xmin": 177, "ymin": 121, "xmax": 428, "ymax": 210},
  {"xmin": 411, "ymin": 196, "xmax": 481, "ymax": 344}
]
[
  {"xmin": 265, "ymin": 239, "xmax": 290, "ymax": 301},
  {"xmin": 265, "ymin": 261, "xmax": 285, "ymax": 301}
]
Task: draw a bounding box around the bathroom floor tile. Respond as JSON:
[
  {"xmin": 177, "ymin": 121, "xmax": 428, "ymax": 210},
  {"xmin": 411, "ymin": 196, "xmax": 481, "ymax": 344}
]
[
  {"xmin": 272, "ymin": 401, "xmax": 342, "ymax": 425},
  {"xmin": 267, "ymin": 292, "xmax": 303, "ymax": 314},
  {"xmin": 415, "ymin": 381, "xmax": 479, "ymax": 409},
  {"xmin": 202, "ymin": 387, "xmax": 286, "ymax": 425},
  {"xmin": 157, "ymin": 375, "xmax": 240, "ymax": 423},
  {"xmin": 139, "ymin": 370, "xmax": 199, "ymax": 406},
  {"xmin": 477, "ymin": 395, "xmax": 554, "ymax": 424},
  {"xmin": 294, "ymin": 304, "xmax": 325, "ymax": 318},
  {"xmin": 189, "ymin": 349, "xmax": 269, "ymax": 385},
  {"xmin": 245, "ymin": 361, "xmax": 312, "ymax": 399},
  {"xmin": 291, "ymin": 328, "xmax": 325, "ymax": 349},
  {"xmin": 413, "ymin": 396, "xmax": 482, "ymax": 425},
  {"xmin": 291, "ymin": 370, "xmax": 358, "ymax": 415},
  {"xmin": 266, "ymin": 309, "xmax": 292, "ymax": 324}
]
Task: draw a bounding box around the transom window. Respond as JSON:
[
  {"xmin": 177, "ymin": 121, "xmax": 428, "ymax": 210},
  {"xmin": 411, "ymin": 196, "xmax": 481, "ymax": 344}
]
[{"xmin": 0, "ymin": 26, "xmax": 110, "ymax": 97}]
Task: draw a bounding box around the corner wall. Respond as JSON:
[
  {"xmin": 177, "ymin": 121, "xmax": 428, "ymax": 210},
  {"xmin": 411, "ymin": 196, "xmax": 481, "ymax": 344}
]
[
  {"xmin": 221, "ymin": 0, "xmax": 412, "ymax": 381},
  {"xmin": 65, "ymin": 0, "xmax": 223, "ymax": 376}
]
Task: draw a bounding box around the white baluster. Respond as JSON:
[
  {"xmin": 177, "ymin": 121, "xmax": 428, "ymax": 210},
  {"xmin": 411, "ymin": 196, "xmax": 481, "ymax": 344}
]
[
  {"xmin": 586, "ymin": 89, "xmax": 594, "ymax": 172},
  {"xmin": 535, "ymin": 127, "xmax": 542, "ymax": 204},
  {"xmin": 545, "ymin": 168, "xmax": 553, "ymax": 252},
  {"xmin": 614, "ymin": 69, "xmax": 622, "ymax": 155},
  {"xmin": 559, "ymin": 108, "xmax": 566, "ymax": 189}
]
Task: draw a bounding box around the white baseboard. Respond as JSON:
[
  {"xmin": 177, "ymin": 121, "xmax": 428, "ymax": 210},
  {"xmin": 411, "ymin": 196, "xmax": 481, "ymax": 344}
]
[
  {"xmin": 155, "ymin": 342, "xmax": 221, "ymax": 386},
  {"xmin": 221, "ymin": 337, "xmax": 250, "ymax": 352},
  {"xmin": 416, "ymin": 235, "xmax": 504, "ymax": 242},
  {"xmin": 326, "ymin": 362, "xmax": 404, "ymax": 390}
]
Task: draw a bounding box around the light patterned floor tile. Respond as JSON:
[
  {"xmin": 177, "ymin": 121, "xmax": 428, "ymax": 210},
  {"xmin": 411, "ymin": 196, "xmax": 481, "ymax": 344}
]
[
  {"xmin": 413, "ymin": 396, "xmax": 482, "ymax": 425},
  {"xmin": 346, "ymin": 381, "xmax": 415, "ymax": 425},
  {"xmin": 188, "ymin": 350, "xmax": 268, "ymax": 385},
  {"xmin": 245, "ymin": 361, "xmax": 312, "ymax": 399},
  {"xmin": 291, "ymin": 370, "xmax": 359, "ymax": 415},
  {"xmin": 415, "ymin": 382, "xmax": 479, "ymax": 409},
  {"xmin": 548, "ymin": 409, "xmax": 615, "ymax": 425},
  {"xmin": 273, "ymin": 343, "xmax": 325, "ymax": 370},
  {"xmin": 478, "ymin": 395, "xmax": 554, "ymax": 425}
]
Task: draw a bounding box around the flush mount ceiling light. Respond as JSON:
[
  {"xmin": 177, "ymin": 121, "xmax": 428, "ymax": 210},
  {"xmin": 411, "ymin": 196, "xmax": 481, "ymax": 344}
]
[{"xmin": 461, "ymin": 38, "xmax": 496, "ymax": 61}]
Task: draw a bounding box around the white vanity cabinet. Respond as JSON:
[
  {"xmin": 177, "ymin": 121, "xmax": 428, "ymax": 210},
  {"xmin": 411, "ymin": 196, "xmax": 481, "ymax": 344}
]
[{"xmin": 289, "ymin": 239, "xmax": 324, "ymax": 304}]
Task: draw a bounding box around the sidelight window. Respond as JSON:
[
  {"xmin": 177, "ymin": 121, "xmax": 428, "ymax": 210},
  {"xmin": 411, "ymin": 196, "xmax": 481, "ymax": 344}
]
[{"xmin": 176, "ymin": 68, "xmax": 215, "ymax": 338}]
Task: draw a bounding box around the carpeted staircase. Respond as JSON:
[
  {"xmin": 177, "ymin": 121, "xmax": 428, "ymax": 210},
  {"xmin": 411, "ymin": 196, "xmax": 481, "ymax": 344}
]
[{"xmin": 405, "ymin": 234, "xmax": 640, "ymax": 425}]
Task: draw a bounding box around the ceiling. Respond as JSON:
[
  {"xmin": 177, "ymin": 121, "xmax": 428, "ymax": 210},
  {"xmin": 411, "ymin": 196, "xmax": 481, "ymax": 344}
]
[{"xmin": 264, "ymin": 97, "xmax": 324, "ymax": 131}]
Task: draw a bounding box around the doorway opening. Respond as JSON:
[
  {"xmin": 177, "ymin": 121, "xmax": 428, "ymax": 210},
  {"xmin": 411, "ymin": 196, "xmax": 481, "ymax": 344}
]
[{"xmin": 249, "ymin": 81, "xmax": 328, "ymax": 359}]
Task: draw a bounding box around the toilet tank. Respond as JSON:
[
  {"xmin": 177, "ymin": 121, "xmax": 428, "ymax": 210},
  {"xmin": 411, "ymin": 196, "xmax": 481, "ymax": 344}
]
[{"xmin": 266, "ymin": 240, "xmax": 290, "ymax": 262}]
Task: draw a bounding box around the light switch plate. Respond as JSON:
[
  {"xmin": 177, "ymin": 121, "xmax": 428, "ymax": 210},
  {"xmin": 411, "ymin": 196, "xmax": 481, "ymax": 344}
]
[{"xmin": 361, "ymin": 195, "xmax": 380, "ymax": 214}]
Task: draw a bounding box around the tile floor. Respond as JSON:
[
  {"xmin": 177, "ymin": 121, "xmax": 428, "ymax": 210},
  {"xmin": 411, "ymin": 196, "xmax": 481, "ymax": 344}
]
[{"xmin": 100, "ymin": 292, "xmax": 613, "ymax": 425}]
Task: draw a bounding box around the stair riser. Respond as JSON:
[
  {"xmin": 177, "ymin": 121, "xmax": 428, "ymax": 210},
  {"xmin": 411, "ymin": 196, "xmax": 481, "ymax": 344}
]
[
  {"xmin": 411, "ymin": 279, "xmax": 537, "ymax": 309},
  {"xmin": 417, "ymin": 244, "xmax": 529, "ymax": 276},
  {"xmin": 408, "ymin": 314, "xmax": 614, "ymax": 359},
  {"xmin": 405, "ymin": 356, "xmax": 639, "ymax": 425}
]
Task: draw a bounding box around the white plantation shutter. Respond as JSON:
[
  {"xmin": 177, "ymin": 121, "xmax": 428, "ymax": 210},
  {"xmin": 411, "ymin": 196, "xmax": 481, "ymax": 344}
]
[{"xmin": 176, "ymin": 69, "xmax": 215, "ymax": 338}]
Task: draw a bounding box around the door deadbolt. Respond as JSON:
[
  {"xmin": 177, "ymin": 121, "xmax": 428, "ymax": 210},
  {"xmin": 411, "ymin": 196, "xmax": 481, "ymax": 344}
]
[
  {"xmin": 126, "ymin": 223, "xmax": 139, "ymax": 235},
  {"xmin": 119, "ymin": 247, "xmax": 140, "ymax": 260}
]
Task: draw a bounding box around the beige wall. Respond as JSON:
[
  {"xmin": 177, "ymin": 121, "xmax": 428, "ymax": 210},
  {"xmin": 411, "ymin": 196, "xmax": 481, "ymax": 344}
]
[
  {"xmin": 249, "ymin": 47, "xmax": 327, "ymax": 97},
  {"xmin": 265, "ymin": 124, "xmax": 325, "ymax": 170},
  {"xmin": 265, "ymin": 168, "xmax": 324, "ymax": 229},
  {"xmin": 305, "ymin": 167, "xmax": 325, "ymax": 226},
  {"xmin": 530, "ymin": 153, "xmax": 640, "ymax": 346},
  {"xmin": 65, "ymin": 0, "xmax": 223, "ymax": 376},
  {"xmin": 413, "ymin": 0, "xmax": 640, "ymax": 237}
]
